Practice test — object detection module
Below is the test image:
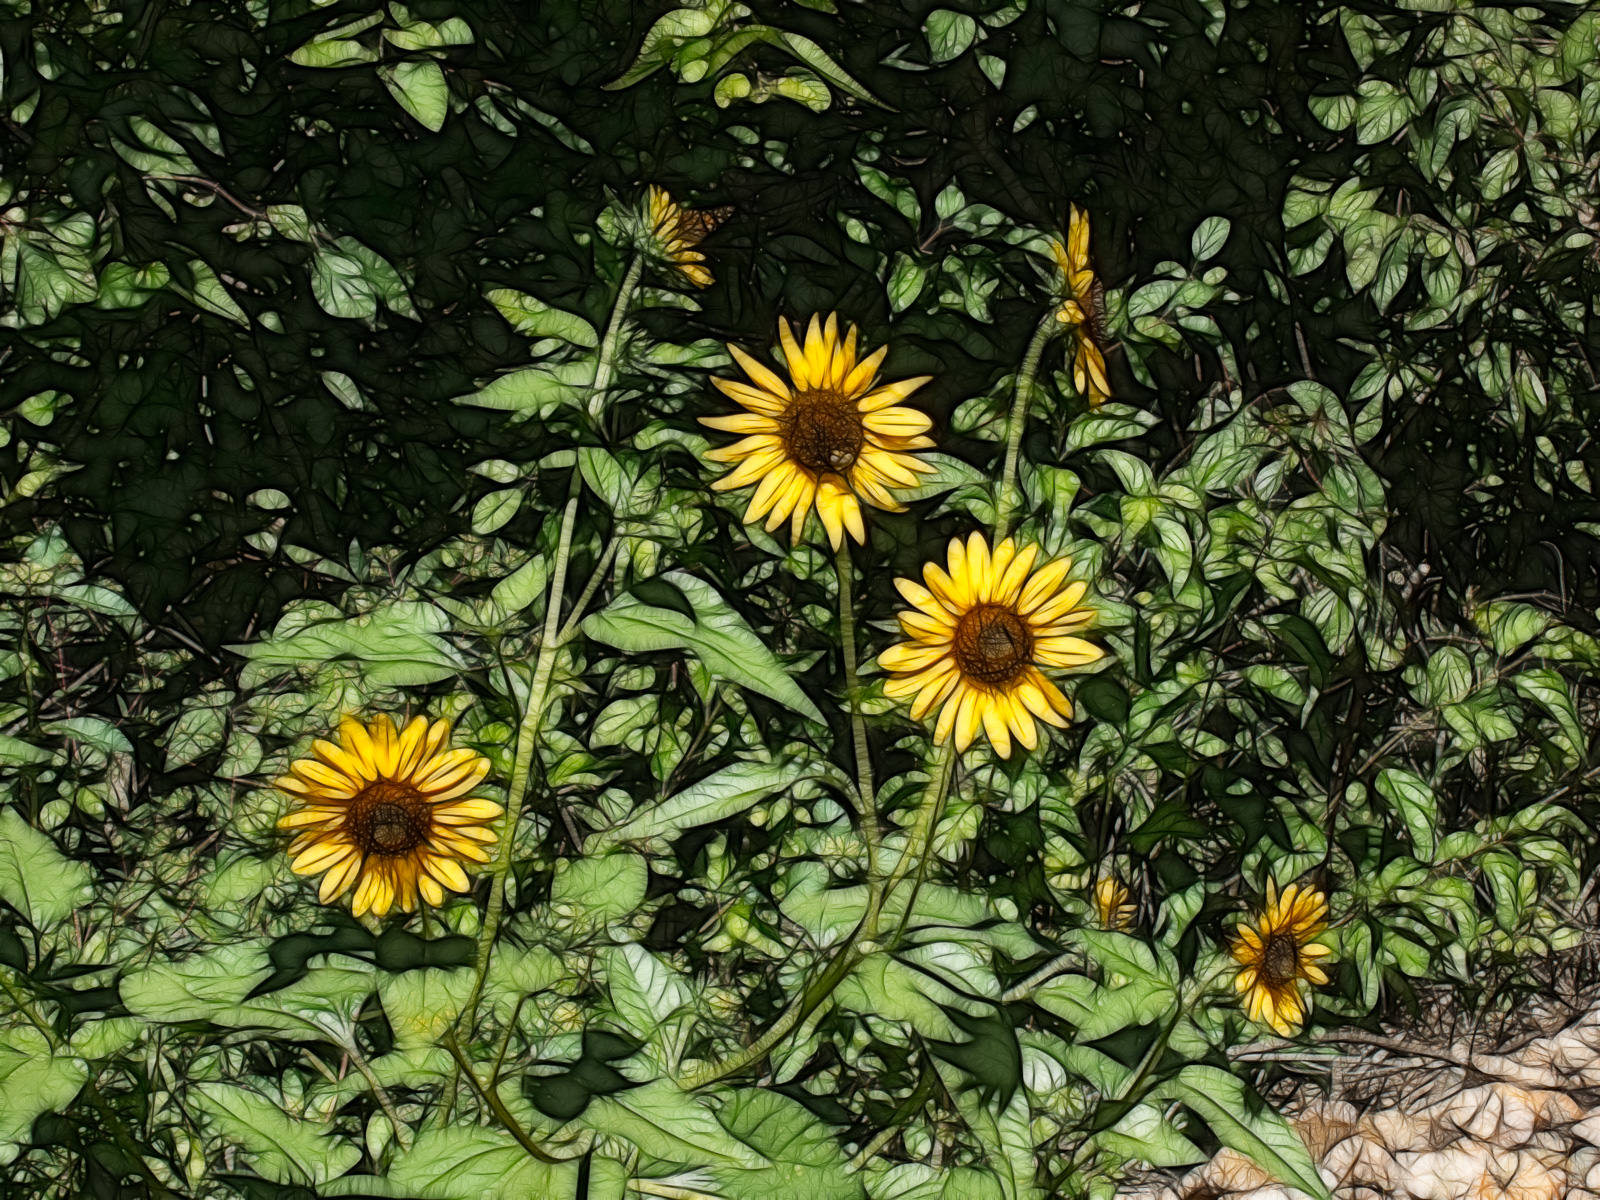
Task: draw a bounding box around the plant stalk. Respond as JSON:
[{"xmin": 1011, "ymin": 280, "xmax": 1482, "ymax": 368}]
[
  {"xmin": 834, "ymin": 540, "xmax": 878, "ymax": 870},
  {"xmin": 994, "ymin": 311, "xmax": 1061, "ymax": 538}
]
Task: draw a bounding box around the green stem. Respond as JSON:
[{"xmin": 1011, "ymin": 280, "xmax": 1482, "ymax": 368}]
[
  {"xmin": 681, "ymin": 742, "xmax": 956, "ymax": 1090},
  {"xmin": 994, "ymin": 312, "xmax": 1061, "ymax": 539},
  {"xmin": 587, "ymin": 253, "xmax": 646, "ymax": 421},
  {"xmin": 834, "ymin": 540, "xmax": 877, "ymax": 871},
  {"xmin": 882, "ymin": 743, "xmax": 956, "ymax": 949},
  {"xmin": 442, "ymin": 1033, "xmax": 564, "ymax": 1164},
  {"xmin": 458, "ymin": 488, "xmax": 581, "ymax": 1030}
]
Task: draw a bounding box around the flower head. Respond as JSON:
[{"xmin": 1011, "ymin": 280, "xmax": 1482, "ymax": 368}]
[
  {"xmin": 1047, "ymin": 204, "xmax": 1111, "ymax": 408},
  {"xmin": 1093, "ymin": 876, "xmax": 1136, "ymax": 930},
  {"xmin": 700, "ymin": 313, "xmax": 936, "ymax": 549},
  {"xmin": 878, "ymin": 533, "xmax": 1104, "ymax": 757},
  {"xmin": 644, "ymin": 185, "xmax": 726, "ymax": 288},
  {"xmin": 1230, "ymin": 880, "xmax": 1333, "ymax": 1036},
  {"xmin": 276, "ymin": 715, "xmax": 502, "ymax": 918}
]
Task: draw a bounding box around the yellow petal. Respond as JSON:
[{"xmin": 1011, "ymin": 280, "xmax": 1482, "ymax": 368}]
[
  {"xmin": 981, "ymin": 699, "xmax": 1012, "ymax": 759},
  {"xmin": 700, "ymin": 412, "xmax": 781, "ymax": 435},
  {"xmin": 290, "ymin": 760, "xmax": 361, "ymax": 798},
  {"xmin": 319, "ymin": 854, "xmax": 363, "ymax": 903},
  {"xmin": 860, "ymin": 406, "xmax": 932, "ymax": 437},
  {"xmin": 879, "ymin": 640, "xmax": 950, "ymax": 673},
  {"xmin": 418, "ymin": 874, "xmax": 444, "ymax": 907},
  {"xmin": 953, "ymin": 689, "xmax": 983, "ymax": 753},
  {"xmin": 856, "ymin": 377, "xmax": 930, "ymax": 411},
  {"xmin": 711, "ymin": 375, "xmax": 786, "ymax": 415},
  {"xmin": 777, "ymin": 317, "xmax": 810, "ymax": 388},
  {"xmin": 433, "ymin": 798, "xmax": 505, "ymax": 824},
  {"xmin": 425, "ymin": 855, "xmax": 472, "ymax": 893},
  {"xmin": 1016, "ymin": 558, "xmax": 1073, "ymax": 614},
  {"xmin": 728, "ymin": 343, "xmax": 793, "ymax": 400},
  {"xmin": 292, "ymin": 840, "xmax": 355, "ymax": 875},
  {"xmin": 339, "ymin": 716, "xmax": 381, "ymax": 780},
  {"xmin": 842, "ymin": 344, "xmax": 886, "ymax": 396}
]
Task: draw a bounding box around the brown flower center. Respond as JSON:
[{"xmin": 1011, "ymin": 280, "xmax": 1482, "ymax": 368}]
[
  {"xmin": 782, "ymin": 389, "xmax": 864, "ymax": 475},
  {"xmin": 1261, "ymin": 933, "xmax": 1300, "ymax": 986},
  {"xmin": 348, "ymin": 781, "xmax": 429, "ymax": 856},
  {"xmin": 953, "ymin": 603, "xmax": 1034, "ymax": 687}
]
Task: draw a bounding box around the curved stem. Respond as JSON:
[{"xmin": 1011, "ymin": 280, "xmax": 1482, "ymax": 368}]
[
  {"xmin": 587, "ymin": 253, "xmax": 645, "ymax": 421},
  {"xmin": 994, "ymin": 312, "xmax": 1061, "ymax": 539},
  {"xmin": 459, "ymin": 487, "xmax": 581, "ymax": 1030},
  {"xmin": 834, "ymin": 540, "xmax": 877, "ymax": 870},
  {"xmin": 442, "ymin": 1033, "xmax": 564, "ymax": 1164},
  {"xmin": 681, "ymin": 742, "xmax": 957, "ymax": 1090}
]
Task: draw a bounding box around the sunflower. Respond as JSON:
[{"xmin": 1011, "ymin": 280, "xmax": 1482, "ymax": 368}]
[
  {"xmin": 700, "ymin": 313, "xmax": 937, "ymax": 549},
  {"xmin": 878, "ymin": 532, "xmax": 1104, "ymax": 758},
  {"xmin": 1048, "ymin": 204, "xmax": 1111, "ymax": 408},
  {"xmin": 1230, "ymin": 880, "xmax": 1333, "ymax": 1037},
  {"xmin": 276, "ymin": 715, "xmax": 502, "ymax": 919},
  {"xmin": 1093, "ymin": 876, "xmax": 1136, "ymax": 931},
  {"xmin": 644, "ymin": 185, "xmax": 724, "ymax": 288}
]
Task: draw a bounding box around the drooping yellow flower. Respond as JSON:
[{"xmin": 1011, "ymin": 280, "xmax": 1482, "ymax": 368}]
[
  {"xmin": 644, "ymin": 185, "xmax": 726, "ymax": 288},
  {"xmin": 878, "ymin": 533, "xmax": 1104, "ymax": 758},
  {"xmin": 1048, "ymin": 204, "xmax": 1111, "ymax": 408},
  {"xmin": 1230, "ymin": 880, "xmax": 1333, "ymax": 1037},
  {"xmin": 275, "ymin": 715, "xmax": 501, "ymax": 919},
  {"xmin": 1093, "ymin": 876, "xmax": 1136, "ymax": 930},
  {"xmin": 700, "ymin": 313, "xmax": 937, "ymax": 549}
]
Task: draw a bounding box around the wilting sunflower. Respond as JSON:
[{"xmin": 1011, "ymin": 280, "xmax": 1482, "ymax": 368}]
[
  {"xmin": 878, "ymin": 532, "xmax": 1104, "ymax": 757},
  {"xmin": 1093, "ymin": 876, "xmax": 1136, "ymax": 931},
  {"xmin": 276, "ymin": 715, "xmax": 502, "ymax": 919},
  {"xmin": 700, "ymin": 313, "xmax": 937, "ymax": 549},
  {"xmin": 644, "ymin": 185, "xmax": 726, "ymax": 288},
  {"xmin": 1230, "ymin": 880, "xmax": 1333, "ymax": 1036},
  {"xmin": 1048, "ymin": 204, "xmax": 1111, "ymax": 408}
]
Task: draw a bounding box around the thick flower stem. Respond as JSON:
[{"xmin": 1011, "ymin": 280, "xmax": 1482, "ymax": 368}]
[
  {"xmin": 834, "ymin": 540, "xmax": 878, "ymax": 869},
  {"xmin": 587, "ymin": 253, "xmax": 645, "ymax": 421},
  {"xmin": 994, "ymin": 311, "xmax": 1061, "ymax": 539},
  {"xmin": 458, "ymin": 487, "xmax": 581, "ymax": 1031},
  {"xmin": 680, "ymin": 741, "xmax": 956, "ymax": 1090}
]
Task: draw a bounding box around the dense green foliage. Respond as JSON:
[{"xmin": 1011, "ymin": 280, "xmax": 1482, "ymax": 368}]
[{"xmin": 2, "ymin": 0, "xmax": 1599, "ymax": 1197}]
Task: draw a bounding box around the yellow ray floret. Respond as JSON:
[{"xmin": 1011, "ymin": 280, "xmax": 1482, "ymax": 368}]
[
  {"xmin": 700, "ymin": 313, "xmax": 937, "ymax": 549},
  {"xmin": 1093, "ymin": 876, "xmax": 1136, "ymax": 930},
  {"xmin": 645, "ymin": 185, "xmax": 723, "ymax": 288},
  {"xmin": 878, "ymin": 532, "xmax": 1105, "ymax": 758},
  {"xmin": 275, "ymin": 714, "xmax": 502, "ymax": 918},
  {"xmin": 1047, "ymin": 203, "xmax": 1111, "ymax": 408},
  {"xmin": 1230, "ymin": 879, "xmax": 1333, "ymax": 1037}
]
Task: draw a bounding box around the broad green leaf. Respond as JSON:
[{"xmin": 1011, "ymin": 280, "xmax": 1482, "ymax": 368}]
[
  {"xmin": 42, "ymin": 716, "xmax": 131, "ymax": 756},
  {"xmin": 237, "ymin": 600, "xmax": 466, "ymax": 687},
  {"xmin": 1375, "ymin": 768, "xmax": 1437, "ymax": 860},
  {"xmin": 926, "ymin": 10, "xmax": 978, "ymax": 62},
  {"xmin": 1190, "ymin": 216, "xmax": 1231, "ymax": 261},
  {"xmin": 0, "ymin": 808, "xmax": 93, "ymax": 927},
  {"xmin": 486, "ymin": 288, "xmax": 598, "ymax": 347},
  {"xmin": 389, "ymin": 1127, "xmax": 577, "ymax": 1199},
  {"xmin": 119, "ymin": 941, "xmax": 273, "ymax": 1022},
  {"xmin": 589, "ymin": 758, "xmax": 805, "ymax": 850},
  {"xmin": 381, "ymin": 60, "xmax": 449, "ymax": 131},
  {"xmin": 454, "ymin": 362, "xmax": 591, "ymax": 420},
  {"xmin": 1158, "ymin": 1066, "xmax": 1331, "ymax": 1200},
  {"xmin": 583, "ymin": 570, "xmax": 823, "ymax": 722},
  {"xmin": 604, "ymin": 943, "xmax": 690, "ymax": 1045},
  {"xmin": 706, "ymin": 1088, "xmax": 863, "ymax": 1200},
  {"xmin": 379, "ymin": 968, "xmax": 474, "ymax": 1050},
  {"xmin": 0, "ymin": 1028, "xmax": 87, "ymax": 1164},
  {"xmin": 549, "ymin": 850, "xmax": 647, "ymax": 926},
  {"xmin": 194, "ymin": 1082, "xmax": 361, "ymax": 1185},
  {"xmin": 579, "ymin": 1078, "xmax": 769, "ymax": 1168}
]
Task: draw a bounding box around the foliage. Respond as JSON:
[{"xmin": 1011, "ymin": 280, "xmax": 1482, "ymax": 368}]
[{"xmin": 2, "ymin": 0, "xmax": 1599, "ymax": 1197}]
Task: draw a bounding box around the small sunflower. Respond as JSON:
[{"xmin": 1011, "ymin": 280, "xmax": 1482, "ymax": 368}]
[
  {"xmin": 1093, "ymin": 876, "xmax": 1136, "ymax": 931},
  {"xmin": 644, "ymin": 185, "xmax": 726, "ymax": 288},
  {"xmin": 1048, "ymin": 204, "xmax": 1111, "ymax": 408},
  {"xmin": 276, "ymin": 715, "xmax": 502, "ymax": 919},
  {"xmin": 700, "ymin": 313, "xmax": 937, "ymax": 549},
  {"xmin": 878, "ymin": 532, "xmax": 1104, "ymax": 758},
  {"xmin": 1230, "ymin": 880, "xmax": 1333, "ymax": 1037}
]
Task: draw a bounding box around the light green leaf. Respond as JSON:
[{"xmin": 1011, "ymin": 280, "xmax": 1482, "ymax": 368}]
[
  {"xmin": 0, "ymin": 1028, "xmax": 87, "ymax": 1165},
  {"xmin": 42, "ymin": 716, "xmax": 132, "ymax": 756},
  {"xmin": 589, "ymin": 758, "xmax": 806, "ymax": 850},
  {"xmin": 926, "ymin": 10, "xmax": 979, "ymax": 62},
  {"xmin": 1375, "ymin": 768, "xmax": 1437, "ymax": 860},
  {"xmin": 549, "ymin": 850, "xmax": 647, "ymax": 926},
  {"xmin": 380, "ymin": 59, "xmax": 449, "ymax": 131},
  {"xmin": 454, "ymin": 362, "xmax": 591, "ymax": 420},
  {"xmin": 1190, "ymin": 216, "xmax": 1231, "ymax": 261},
  {"xmin": 583, "ymin": 571, "xmax": 823, "ymax": 722},
  {"xmin": 237, "ymin": 600, "xmax": 466, "ymax": 687},
  {"xmin": 0, "ymin": 808, "xmax": 93, "ymax": 928},
  {"xmin": 389, "ymin": 1127, "xmax": 577, "ymax": 1199},
  {"xmin": 379, "ymin": 968, "xmax": 474, "ymax": 1051},
  {"xmin": 195, "ymin": 1082, "xmax": 362, "ymax": 1185},
  {"xmin": 472, "ymin": 488, "xmax": 522, "ymax": 534},
  {"xmin": 1159, "ymin": 1066, "xmax": 1331, "ymax": 1200},
  {"xmin": 486, "ymin": 288, "xmax": 598, "ymax": 347},
  {"xmin": 579, "ymin": 1079, "xmax": 770, "ymax": 1168}
]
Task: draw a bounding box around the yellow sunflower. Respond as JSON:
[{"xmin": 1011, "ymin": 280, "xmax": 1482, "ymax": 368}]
[
  {"xmin": 276, "ymin": 715, "xmax": 502, "ymax": 919},
  {"xmin": 1093, "ymin": 876, "xmax": 1136, "ymax": 931},
  {"xmin": 1230, "ymin": 880, "xmax": 1333, "ymax": 1037},
  {"xmin": 644, "ymin": 185, "xmax": 724, "ymax": 288},
  {"xmin": 1048, "ymin": 204, "xmax": 1111, "ymax": 408},
  {"xmin": 700, "ymin": 313, "xmax": 937, "ymax": 549},
  {"xmin": 878, "ymin": 532, "xmax": 1104, "ymax": 758}
]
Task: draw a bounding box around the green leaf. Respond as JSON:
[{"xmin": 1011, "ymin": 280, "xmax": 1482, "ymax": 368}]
[
  {"xmin": 926, "ymin": 10, "xmax": 979, "ymax": 62},
  {"xmin": 311, "ymin": 237, "xmax": 414, "ymax": 321},
  {"xmin": 603, "ymin": 943, "xmax": 690, "ymax": 1045},
  {"xmin": 549, "ymin": 850, "xmax": 647, "ymax": 926},
  {"xmin": 707, "ymin": 1089, "xmax": 863, "ymax": 1200},
  {"xmin": 379, "ymin": 968, "xmax": 473, "ymax": 1051},
  {"xmin": 389, "ymin": 1127, "xmax": 577, "ymax": 1199},
  {"xmin": 579, "ymin": 1079, "xmax": 770, "ymax": 1168},
  {"xmin": 583, "ymin": 571, "xmax": 823, "ymax": 722},
  {"xmin": 42, "ymin": 716, "xmax": 132, "ymax": 756},
  {"xmin": 380, "ymin": 59, "xmax": 449, "ymax": 131},
  {"xmin": 1375, "ymin": 767, "xmax": 1437, "ymax": 860},
  {"xmin": 237, "ymin": 600, "xmax": 466, "ymax": 687},
  {"xmin": 589, "ymin": 758, "xmax": 806, "ymax": 850},
  {"xmin": 485, "ymin": 288, "xmax": 599, "ymax": 347},
  {"xmin": 0, "ymin": 1028, "xmax": 87, "ymax": 1162},
  {"xmin": 0, "ymin": 808, "xmax": 93, "ymax": 928},
  {"xmin": 471, "ymin": 488, "xmax": 522, "ymax": 535},
  {"xmin": 195, "ymin": 1082, "xmax": 361, "ymax": 1185},
  {"xmin": 1092, "ymin": 1103, "xmax": 1204, "ymax": 1169},
  {"xmin": 1190, "ymin": 216, "xmax": 1231, "ymax": 261},
  {"xmin": 454, "ymin": 363, "xmax": 591, "ymax": 420},
  {"xmin": 1158, "ymin": 1066, "xmax": 1331, "ymax": 1200}
]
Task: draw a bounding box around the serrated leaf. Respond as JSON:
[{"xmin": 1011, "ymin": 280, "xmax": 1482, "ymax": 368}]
[
  {"xmin": 1159, "ymin": 1066, "xmax": 1331, "ymax": 1200},
  {"xmin": 195, "ymin": 1082, "xmax": 362, "ymax": 1185},
  {"xmin": 579, "ymin": 1079, "xmax": 770, "ymax": 1168}
]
